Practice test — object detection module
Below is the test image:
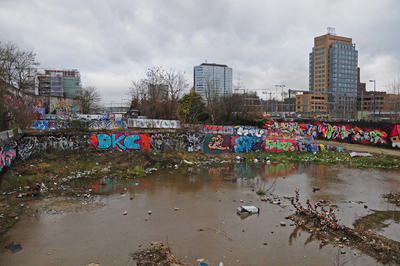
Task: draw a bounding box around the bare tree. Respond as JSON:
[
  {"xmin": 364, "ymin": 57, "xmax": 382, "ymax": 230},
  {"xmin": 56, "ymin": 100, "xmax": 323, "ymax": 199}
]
[
  {"xmin": 79, "ymin": 86, "xmax": 101, "ymax": 114},
  {"xmin": 161, "ymin": 69, "xmax": 189, "ymax": 119},
  {"xmin": 127, "ymin": 67, "xmax": 189, "ymax": 119},
  {"xmin": 203, "ymin": 72, "xmax": 221, "ymax": 124},
  {"xmin": 0, "ymin": 41, "xmax": 40, "ymax": 93},
  {"xmin": 216, "ymin": 92, "xmax": 260, "ymax": 124},
  {"xmin": 0, "ymin": 78, "xmax": 36, "ymax": 130}
]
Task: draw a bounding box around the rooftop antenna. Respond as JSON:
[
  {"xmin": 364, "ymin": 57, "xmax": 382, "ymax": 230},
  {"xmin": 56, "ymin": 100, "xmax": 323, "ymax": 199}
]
[{"xmin": 327, "ymin": 27, "xmax": 337, "ymax": 36}]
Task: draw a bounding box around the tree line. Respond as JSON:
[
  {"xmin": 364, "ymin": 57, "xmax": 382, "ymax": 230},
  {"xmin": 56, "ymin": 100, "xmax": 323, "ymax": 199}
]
[
  {"xmin": 0, "ymin": 40, "xmax": 265, "ymax": 132},
  {"xmin": 127, "ymin": 67, "xmax": 264, "ymax": 126}
]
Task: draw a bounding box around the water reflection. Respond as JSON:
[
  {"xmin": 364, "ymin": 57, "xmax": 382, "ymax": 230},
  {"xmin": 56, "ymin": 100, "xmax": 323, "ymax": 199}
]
[{"xmin": 1, "ymin": 162, "xmax": 398, "ymax": 266}]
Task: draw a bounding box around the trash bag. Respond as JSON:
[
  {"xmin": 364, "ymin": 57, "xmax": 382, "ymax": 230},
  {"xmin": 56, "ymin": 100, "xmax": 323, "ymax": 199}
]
[{"xmin": 5, "ymin": 241, "xmax": 22, "ymax": 253}]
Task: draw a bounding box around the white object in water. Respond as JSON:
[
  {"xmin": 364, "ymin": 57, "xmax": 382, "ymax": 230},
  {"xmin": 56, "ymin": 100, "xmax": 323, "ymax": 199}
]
[{"xmin": 237, "ymin": 206, "xmax": 260, "ymax": 214}]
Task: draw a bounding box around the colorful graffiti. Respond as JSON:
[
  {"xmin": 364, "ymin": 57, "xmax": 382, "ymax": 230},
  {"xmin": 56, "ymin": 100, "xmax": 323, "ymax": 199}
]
[
  {"xmin": 298, "ymin": 142, "xmax": 326, "ymax": 152},
  {"xmin": 264, "ymin": 121, "xmax": 392, "ymax": 147},
  {"xmin": 0, "ymin": 145, "xmax": 17, "ymax": 171},
  {"xmin": 33, "ymin": 107, "xmax": 45, "ymax": 119},
  {"xmin": 56, "ymin": 102, "xmax": 67, "ymax": 115},
  {"xmin": 264, "ymin": 138, "xmax": 298, "ymax": 152},
  {"xmin": 200, "ymin": 125, "xmax": 234, "ymax": 135},
  {"xmin": 0, "ymin": 130, "xmax": 354, "ymax": 172},
  {"xmin": 200, "ymin": 125, "xmax": 267, "ymax": 137},
  {"xmin": 232, "ymin": 136, "xmax": 263, "ymax": 153},
  {"xmin": 90, "ymin": 133, "xmax": 150, "ymax": 151},
  {"xmin": 204, "ymin": 135, "xmax": 231, "ymax": 155},
  {"xmin": 32, "ymin": 120, "xmax": 64, "ymax": 130}
]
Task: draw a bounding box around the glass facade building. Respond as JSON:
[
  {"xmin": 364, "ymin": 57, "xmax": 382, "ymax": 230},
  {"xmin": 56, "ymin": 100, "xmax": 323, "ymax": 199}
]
[
  {"xmin": 194, "ymin": 63, "xmax": 233, "ymax": 100},
  {"xmin": 309, "ymin": 33, "xmax": 358, "ymax": 112}
]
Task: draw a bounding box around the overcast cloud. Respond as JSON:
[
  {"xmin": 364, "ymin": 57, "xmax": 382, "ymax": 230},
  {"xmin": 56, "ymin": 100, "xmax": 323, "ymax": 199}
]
[{"xmin": 1, "ymin": 0, "xmax": 399, "ymax": 106}]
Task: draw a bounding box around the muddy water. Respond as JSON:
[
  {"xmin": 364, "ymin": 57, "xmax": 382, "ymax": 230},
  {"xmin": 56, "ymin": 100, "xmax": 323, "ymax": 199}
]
[{"xmin": 1, "ymin": 162, "xmax": 399, "ymax": 266}]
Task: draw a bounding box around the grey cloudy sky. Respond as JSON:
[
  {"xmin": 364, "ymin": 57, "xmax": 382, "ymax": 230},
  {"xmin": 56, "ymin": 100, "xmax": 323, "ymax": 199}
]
[{"xmin": 1, "ymin": 0, "xmax": 399, "ymax": 106}]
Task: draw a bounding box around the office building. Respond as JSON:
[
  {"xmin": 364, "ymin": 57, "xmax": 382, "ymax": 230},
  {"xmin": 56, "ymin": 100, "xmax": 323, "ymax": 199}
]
[
  {"xmin": 194, "ymin": 63, "xmax": 233, "ymax": 100},
  {"xmin": 308, "ymin": 29, "xmax": 358, "ymax": 112}
]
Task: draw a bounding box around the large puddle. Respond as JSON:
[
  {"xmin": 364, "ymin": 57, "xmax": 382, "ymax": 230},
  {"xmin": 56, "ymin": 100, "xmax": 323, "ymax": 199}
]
[{"xmin": 1, "ymin": 162, "xmax": 400, "ymax": 265}]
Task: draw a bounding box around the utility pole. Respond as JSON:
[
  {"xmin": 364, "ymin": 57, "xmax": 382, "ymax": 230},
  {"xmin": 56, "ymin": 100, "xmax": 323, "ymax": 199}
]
[
  {"xmin": 369, "ymin": 80, "xmax": 376, "ymax": 121},
  {"xmin": 275, "ymin": 85, "xmax": 279, "ymax": 113},
  {"xmin": 275, "ymin": 85, "xmax": 285, "ymax": 114},
  {"xmin": 361, "ymin": 90, "xmax": 364, "ymax": 120}
]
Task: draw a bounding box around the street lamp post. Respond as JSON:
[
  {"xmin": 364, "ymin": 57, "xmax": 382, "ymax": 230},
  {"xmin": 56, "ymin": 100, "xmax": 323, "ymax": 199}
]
[
  {"xmin": 275, "ymin": 85, "xmax": 285, "ymax": 113},
  {"xmin": 274, "ymin": 85, "xmax": 279, "ymax": 112},
  {"xmin": 121, "ymin": 99, "xmax": 127, "ymax": 112},
  {"xmin": 369, "ymin": 80, "xmax": 376, "ymax": 121},
  {"xmin": 280, "ymin": 85, "xmax": 286, "ymax": 114}
]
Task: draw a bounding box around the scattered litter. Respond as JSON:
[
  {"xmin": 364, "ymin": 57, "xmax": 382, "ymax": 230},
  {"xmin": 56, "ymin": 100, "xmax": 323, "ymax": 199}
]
[
  {"xmin": 174, "ymin": 207, "xmax": 179, "ymax": 211},
  {"xmin": 5, "ymin": 241, "xmax": 22, "ymax": 253},
  {"xmin": 123, "ymin": 211, "xmax": 127, "ymax": 215},
  {"xmin": 237, "ymin": 206, "xmax": 259, "ymax": 215},
  {"xmin": 279, "ymin": 221, "xmax": 286, "ymax": 226},
  {"xmin": 349, "ymin": 152, "xmax": 372, "ymax": 157}
]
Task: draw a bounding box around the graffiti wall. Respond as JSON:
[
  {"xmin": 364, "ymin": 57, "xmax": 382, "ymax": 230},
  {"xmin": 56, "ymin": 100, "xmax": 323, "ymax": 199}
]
[
  {"xmin": 263, "ymin": 121, "xmax": 393, "ymax": 147},
  {"xmin": 89, "ymin": 121, "xmax": 127, "ymax": 130},
  {"xmin": 0, "ymin": 131, "xmax": 351, "ymax": 171},
  {"xmin": 90, "ymin": 133, "xmax": 150, "ymax": 151},
  {"xmin": 17, "ymin": 135, "xmax": 90, "ymax": 161},
  {"xmin": 32, "ymin": 120, "xmax": 64, "ymax": 130},
  {"xmin": 31, "ymin": 120, "xmax": 127, "ymax": 130},
  {"xmin": 127, "ymin": 119, "xmax": 181, "ymax": 129},
  {"xmin": 200, "ymin": 125, "xmax": 267, "ymax": 137}
]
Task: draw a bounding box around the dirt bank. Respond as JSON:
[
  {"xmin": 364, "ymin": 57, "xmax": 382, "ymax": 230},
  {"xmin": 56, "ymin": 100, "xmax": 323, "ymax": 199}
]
[{"xmin": 315, "ymin": 139, "xmax": 400, "ymax": 157}]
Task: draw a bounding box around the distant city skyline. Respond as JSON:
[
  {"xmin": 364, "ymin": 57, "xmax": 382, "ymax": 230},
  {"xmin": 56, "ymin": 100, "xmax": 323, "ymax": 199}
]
[{"xmin": 1, "ymin": 0, "xmax": 399, "ymax": 106}]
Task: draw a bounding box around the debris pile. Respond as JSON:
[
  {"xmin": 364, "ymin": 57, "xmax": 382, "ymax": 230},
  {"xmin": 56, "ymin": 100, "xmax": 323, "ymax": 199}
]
[
  {"xmin": 286, "ymin": 188, "xmax": 400, "ymax": 265},
  {"xmin": 131, "ymin": 241, "xmax": 194, "ymax": 266}
]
